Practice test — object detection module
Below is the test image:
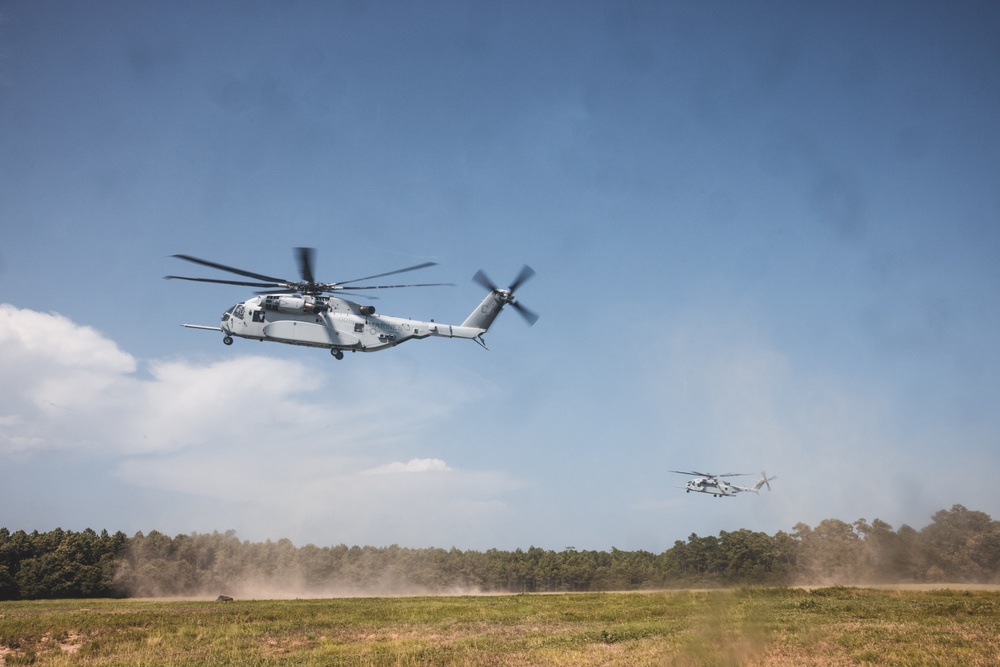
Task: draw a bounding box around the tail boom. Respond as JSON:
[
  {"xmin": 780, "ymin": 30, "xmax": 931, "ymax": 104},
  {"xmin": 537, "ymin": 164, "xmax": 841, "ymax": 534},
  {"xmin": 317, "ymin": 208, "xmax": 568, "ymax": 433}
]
[{"xmin": 427, "ymin": 322, "xmax": 486, "ymax": 340}]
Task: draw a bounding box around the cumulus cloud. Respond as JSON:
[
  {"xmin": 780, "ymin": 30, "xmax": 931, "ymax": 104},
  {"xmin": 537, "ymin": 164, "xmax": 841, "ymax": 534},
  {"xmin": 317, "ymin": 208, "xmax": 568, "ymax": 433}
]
[
  {"xmin": 1, "ymin": 304, "xmax": 138, "ymax": 453},
  {"xmin": 0, "ymin": 305, "xmax": 326, "ymax": 456},
  {"xmin": 1, "ymin": 304, "xmax": 522, "ymax": 546},
  {"xmin": 0, "ymin": 304, "xmax": 136, "ymax": 372},
  {"xmin": 363, "ymin": 458, "xmax": 453, "ymax": 474}
]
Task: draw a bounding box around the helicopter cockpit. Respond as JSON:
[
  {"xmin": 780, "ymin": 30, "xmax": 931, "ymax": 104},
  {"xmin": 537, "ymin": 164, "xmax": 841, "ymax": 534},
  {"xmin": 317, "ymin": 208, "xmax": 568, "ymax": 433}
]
[{"xmin": 221, "ymin": 304, "xmax": 245, "ymax": 323}]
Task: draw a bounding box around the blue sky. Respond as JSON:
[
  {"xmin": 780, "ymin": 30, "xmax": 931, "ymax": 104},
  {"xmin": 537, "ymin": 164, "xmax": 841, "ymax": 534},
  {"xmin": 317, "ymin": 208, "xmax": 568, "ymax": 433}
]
[{"xmin": 2, "ymin": 1, "xmax": 999, "ymax": 553}]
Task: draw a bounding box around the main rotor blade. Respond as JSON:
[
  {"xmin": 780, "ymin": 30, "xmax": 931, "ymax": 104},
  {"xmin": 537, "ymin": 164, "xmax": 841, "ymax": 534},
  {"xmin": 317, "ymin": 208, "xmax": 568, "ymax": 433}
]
[
  {"xmin": 254, "ymin": 288, "xmax": 384, "ymax": 301},
  {"xmin": 171, "ymin": 254, "xmax": 289, "ymax": 284},
  {"xmin": 512, "ymin": 301, "xmax": 539, "ymax": 326},
  {"xmin": 336, "ymin": 262, "xmax": 438, "ymax": 286},
  {"xmin": 296, "ymin": 247, "xmax": 316, "ymax": 284},
  {"xmin": 508, "ymin": 264, "xmax": 535, "ymax": 292},
  {"xmin": 333, "ymin": 291, "xmax": 381, "ymax": 300},
  {"xmin": 332, "ymin": 281, "xmax": 454, "ymax": 291},
  {"xmin": 166, "ymin": 275, "xmax": 285, "ymax": 289},
  {"xmin": 472, "ymin": 269, "xmax": 499, "ymax": 293}
]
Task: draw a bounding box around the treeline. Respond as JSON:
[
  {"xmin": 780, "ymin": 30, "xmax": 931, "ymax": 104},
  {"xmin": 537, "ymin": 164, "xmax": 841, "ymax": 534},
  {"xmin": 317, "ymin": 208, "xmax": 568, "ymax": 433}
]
[
  {"xmin": 2, "ymin": 505, "xmax": 998, "ymax": 600},
  {"xmin": 0, "ymin": 528, "xmax": 128, "ymax": 600}
]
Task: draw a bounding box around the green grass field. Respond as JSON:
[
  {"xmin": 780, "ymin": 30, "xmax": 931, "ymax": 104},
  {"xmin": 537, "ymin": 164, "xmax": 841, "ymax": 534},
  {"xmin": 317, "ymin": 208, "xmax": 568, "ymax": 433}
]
[{"xmin": 2, "ymin": 587, "xmax": 999, "ymax": 666}]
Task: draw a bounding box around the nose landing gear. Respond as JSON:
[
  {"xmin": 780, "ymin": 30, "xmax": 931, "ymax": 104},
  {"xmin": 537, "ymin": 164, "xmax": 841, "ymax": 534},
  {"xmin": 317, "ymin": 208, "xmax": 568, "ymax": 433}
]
[
  {"xmin": 223, "ymin": 336, "xmax": 233, "ymax": 345},
  {"xmin": 331, "ymin": 349, "xmax": 344, "ymax": 360}
]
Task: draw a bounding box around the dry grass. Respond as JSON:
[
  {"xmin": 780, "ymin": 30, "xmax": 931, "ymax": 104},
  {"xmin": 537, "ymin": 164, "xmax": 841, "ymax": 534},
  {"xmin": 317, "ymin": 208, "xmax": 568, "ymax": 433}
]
[{"xmin": 1, "ymin": 587, "xmax": 998, "ymax": 665}]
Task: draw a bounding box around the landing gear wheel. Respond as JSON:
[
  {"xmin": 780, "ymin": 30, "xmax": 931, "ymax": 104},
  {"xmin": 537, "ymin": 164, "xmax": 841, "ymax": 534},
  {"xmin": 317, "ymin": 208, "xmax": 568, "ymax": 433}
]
[
  {"xmin": 331, "ymin": 349, "xmax": 344, "ymax": 360},
  {"xmin": 223, "ymin": 336, "xmax": 233, "ymax": 346}
]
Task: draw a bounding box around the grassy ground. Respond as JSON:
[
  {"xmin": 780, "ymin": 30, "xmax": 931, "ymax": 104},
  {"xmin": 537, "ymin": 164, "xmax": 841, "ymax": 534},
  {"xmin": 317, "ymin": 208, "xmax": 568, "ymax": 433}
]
[{"xmin": 1, "ymin": 587, "xmax": 999, "ymax": 666}]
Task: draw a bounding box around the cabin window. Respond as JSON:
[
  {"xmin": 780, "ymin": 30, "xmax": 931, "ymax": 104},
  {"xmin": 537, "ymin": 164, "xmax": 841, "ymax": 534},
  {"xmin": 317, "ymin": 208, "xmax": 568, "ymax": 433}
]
[{"xmin": 354, "ymin": 322, "xmax": 364, "ymax": 333}]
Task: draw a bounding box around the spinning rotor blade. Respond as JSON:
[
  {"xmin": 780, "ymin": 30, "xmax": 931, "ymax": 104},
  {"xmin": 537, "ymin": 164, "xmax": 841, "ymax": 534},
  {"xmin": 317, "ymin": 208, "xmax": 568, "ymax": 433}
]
[
  {"xmin": 336, "ymin": 261, "xmax": 438, "ymax": 286},
  {"xmin": 333, "ymin": 291, "xmax": 381, "ymax": 300},
  {"xmin": 171, "ymin": 254, "xmax": 289, "ymax": 284},
  {"xmin": 298, "ymin": 250, "xmax": 442, "ymax": 292},
  {"xmin": 511, "ymin": 301, "xmax": 540, "ymax": 326},
  {"xmin": 762, "ymin": 472, "xmax": 775, "ymax": 491},
  {"xmin": 165, "ymin": 275, "xmax": 285, "ymax": 289},
  {"xmin": 472, "ymin": 269, "xmax": 499, "ymax": 293},
  {"xmin": 337, "ymin": 281, "xmax": 454, "ymax": 291},
  {"xmin": 472, "ymin": 265, "xmax": 539, "ymax": 326},
  {"xmin": 670, "ymin": 470, "xmax": 714, "ymax": 477},
  {"xmin": 296, "ymin": 247, "xmax": 317, "ymax": 284},
  {"xmin": 256, "ymin": 289, "xmax": 382, "ymax": 300},
  {"xmin": 255, "ymin": 289, "xmax": 297, "ymax": 295},
  {"xmin": 508, "ymin": 264, "xmax": 536, "ymax": 292}
]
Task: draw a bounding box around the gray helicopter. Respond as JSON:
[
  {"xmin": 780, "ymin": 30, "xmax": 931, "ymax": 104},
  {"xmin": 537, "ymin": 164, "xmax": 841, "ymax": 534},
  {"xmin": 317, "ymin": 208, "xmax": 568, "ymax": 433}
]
[
  {"xmin": 671, "ymin": 470, "xmax": 776, "ymax": 497},
  {"xmin": 167, "ymin": 247, "xmax": 537, "ymax": 359}
]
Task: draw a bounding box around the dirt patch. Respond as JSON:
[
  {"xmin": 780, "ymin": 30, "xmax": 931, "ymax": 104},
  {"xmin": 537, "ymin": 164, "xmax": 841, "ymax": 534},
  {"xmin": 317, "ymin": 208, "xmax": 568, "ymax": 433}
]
[{"xmin": 59, "ymin": 631, "xmax": 84, "ymax": 654}]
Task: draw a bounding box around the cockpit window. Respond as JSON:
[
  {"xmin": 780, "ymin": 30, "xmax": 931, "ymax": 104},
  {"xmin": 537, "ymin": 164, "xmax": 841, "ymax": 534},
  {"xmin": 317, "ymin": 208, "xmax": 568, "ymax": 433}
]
[{"xmin": 234, "ymin": 305, "xmax": 245, "ymax": 319}]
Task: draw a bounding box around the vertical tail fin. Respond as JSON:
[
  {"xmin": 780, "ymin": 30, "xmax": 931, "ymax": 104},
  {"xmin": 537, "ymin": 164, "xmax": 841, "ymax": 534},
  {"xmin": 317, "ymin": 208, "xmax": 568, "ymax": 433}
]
[{"xmin": 462, "ymin": 291, "xmax": 507, "ymax": 330}]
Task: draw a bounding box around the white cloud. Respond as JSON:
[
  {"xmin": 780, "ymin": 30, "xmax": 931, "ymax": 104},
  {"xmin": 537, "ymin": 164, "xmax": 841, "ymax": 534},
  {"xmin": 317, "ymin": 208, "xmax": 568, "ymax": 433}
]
[
  {"xmin": 115, "ymin": 356, "xmax": 326, "ymax": 454},
  {"xmin": 113, "ymin": 448, "xmax": 523, "ymax": 546},
  {"xmin": 0, "ymin": 303, "xmax": 480, "ymax": 455},
  {"xmin": 1, "ymin": 304, "xmax": 522, "ymax": 546},
  {"xmin": 363, "ymin": 458, "xmax": 453, "ymax": 475},
  {"xmin": 0, "ymin": 304, "xmax": 136, "ymax": 372},
  {"xmin": 1, "ymin": 304, "xmax": 139, "ymax": 453}
]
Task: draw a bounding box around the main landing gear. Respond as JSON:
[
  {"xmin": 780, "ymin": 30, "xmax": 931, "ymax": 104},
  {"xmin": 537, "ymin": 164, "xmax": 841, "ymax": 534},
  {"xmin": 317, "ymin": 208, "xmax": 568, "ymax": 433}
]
[{"xmin": 331, "ymin": 349, "xmax": 344, "ymax": 360}]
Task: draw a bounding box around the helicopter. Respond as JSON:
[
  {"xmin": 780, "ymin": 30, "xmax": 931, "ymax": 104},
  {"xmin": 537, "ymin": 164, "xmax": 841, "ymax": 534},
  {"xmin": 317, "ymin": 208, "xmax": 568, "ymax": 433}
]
[
  {"xmin": 670, "ymin": 470, "xmax": 776, "ymax": 497},
  {"xmin": 166, "ymin": 247, "xmax": 537, "ymax": 359}
]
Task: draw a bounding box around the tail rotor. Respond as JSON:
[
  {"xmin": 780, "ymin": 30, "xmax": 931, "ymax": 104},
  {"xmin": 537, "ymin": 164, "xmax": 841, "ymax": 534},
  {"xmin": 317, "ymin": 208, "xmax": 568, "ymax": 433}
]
[
  {"xmin": 761, "ymin": 471, "xmax": 776, "ymax": 491},
  {"xmin": 472, "ymin": 265, "xmax": 539, "ymax": 326}
]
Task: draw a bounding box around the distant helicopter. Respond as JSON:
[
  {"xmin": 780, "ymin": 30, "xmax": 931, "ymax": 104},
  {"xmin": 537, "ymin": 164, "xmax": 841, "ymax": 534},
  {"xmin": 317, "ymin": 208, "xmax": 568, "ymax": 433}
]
[
  {"xmin": 671, "ymin": 471, "xmax": 776, "ymax": 497},
  {"xmin": 167, "ymin": 247, "xmax": 537, "ymax": 359}
]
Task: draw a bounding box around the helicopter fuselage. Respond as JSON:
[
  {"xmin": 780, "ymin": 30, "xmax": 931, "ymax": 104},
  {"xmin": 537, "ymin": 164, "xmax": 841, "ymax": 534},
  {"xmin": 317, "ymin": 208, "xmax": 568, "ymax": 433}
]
[
  {"xmin": 684, "ymin": 478, "xmax": 738, "ymax": 497},
  {"xmin": 211, "ymin": 292, "xmax": 492, "ymax": 355}
]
